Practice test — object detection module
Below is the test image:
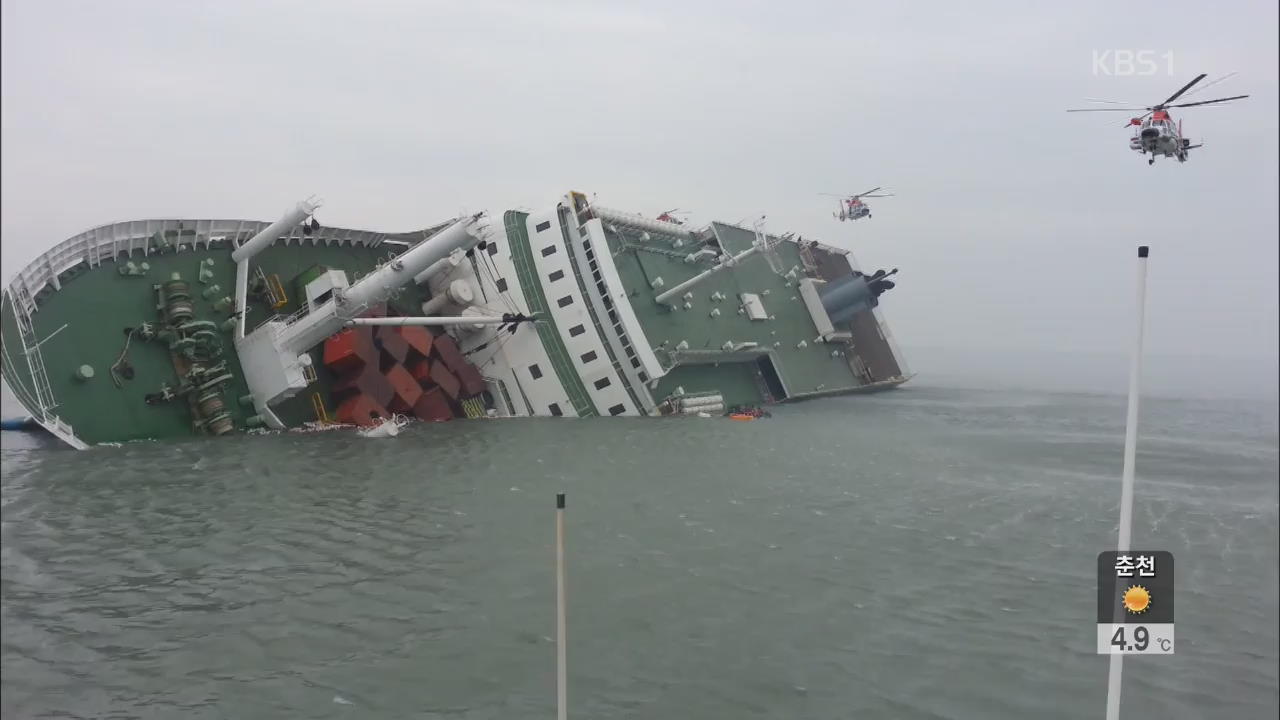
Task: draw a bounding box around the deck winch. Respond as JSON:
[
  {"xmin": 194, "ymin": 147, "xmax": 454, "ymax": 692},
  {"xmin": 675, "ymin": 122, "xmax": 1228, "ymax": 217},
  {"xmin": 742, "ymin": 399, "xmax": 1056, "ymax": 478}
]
[
  {"xmin": 130, "ymin": 271, "xmax": 240, "ymax": 435},
  {"xmin": 160, "ymin": 276, "xmax": 194, "ymax": 324},
  {"xmin": 142, "ymin": 361, "xmax": 235, "ymax": 435}
]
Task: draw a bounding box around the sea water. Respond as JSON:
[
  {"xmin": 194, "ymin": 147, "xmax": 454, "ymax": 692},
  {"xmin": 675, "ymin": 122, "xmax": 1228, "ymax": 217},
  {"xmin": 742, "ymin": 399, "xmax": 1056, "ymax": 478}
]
[{"xmin": 2, "ymin": 384, "xmax": 1277, "ymax": 718}]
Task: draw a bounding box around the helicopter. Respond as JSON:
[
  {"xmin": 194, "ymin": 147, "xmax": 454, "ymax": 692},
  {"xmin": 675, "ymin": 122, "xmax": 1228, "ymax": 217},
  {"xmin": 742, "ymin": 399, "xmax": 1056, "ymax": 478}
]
[
  {"xmin": 655, "ymin": 208, "xmax": 688, "ymax": 225},
  {"xmin": 820, "ymin": 187, "xmax": 894, "ymax": 221},
  {"xmin": 1066, "ymin": 73, "xmax": 1248, "ymax": 165}
]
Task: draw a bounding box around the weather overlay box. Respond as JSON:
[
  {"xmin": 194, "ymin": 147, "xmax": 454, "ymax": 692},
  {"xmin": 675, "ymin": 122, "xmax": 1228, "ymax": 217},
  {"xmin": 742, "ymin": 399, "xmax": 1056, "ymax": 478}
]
[{"xmin": 1097, "ymin": 551, "xmax": 1175, "ymax": 654}]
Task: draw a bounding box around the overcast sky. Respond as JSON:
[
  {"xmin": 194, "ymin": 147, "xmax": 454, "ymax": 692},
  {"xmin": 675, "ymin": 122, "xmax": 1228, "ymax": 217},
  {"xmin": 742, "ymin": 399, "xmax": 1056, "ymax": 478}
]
[{"xmin": 3, "ymin": 0, "xmax": 1277, "ymax": 399}]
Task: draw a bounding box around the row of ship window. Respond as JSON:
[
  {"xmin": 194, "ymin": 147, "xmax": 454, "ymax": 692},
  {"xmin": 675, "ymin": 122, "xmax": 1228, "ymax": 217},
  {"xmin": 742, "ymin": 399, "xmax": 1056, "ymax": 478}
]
[
  {"xmin": 545, "ymin": 401, "xmax": 626, "ymax": 417},
  {"xmin": 491, "ymin": 227, "xmax": 653, "ymax": 392},
  {"xmin": 523, "ymin": 217, "xmax": 633, "ymax": 417},
  {"xmin": 578, "ymin": 237, "xmax": 646, "ymax": 377}
]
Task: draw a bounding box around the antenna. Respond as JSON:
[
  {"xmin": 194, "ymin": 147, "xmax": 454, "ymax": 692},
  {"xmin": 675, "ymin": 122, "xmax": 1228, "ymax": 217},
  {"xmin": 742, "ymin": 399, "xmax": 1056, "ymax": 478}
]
[
  {"xmin": 752, "ymin": 216, "xmax": 785, "ymax": 274},
  {"xmin": 556, "ymin": 493, "xmax": 568, "ymax": 720},
  {"xmin": 1104, "ymin": 246, "xmax": 1149, "ymax": 720}
]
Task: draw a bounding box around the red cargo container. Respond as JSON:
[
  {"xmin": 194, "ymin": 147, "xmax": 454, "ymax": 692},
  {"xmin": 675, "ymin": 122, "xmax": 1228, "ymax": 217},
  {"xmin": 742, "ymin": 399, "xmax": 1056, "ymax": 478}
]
[
  {"xmin": 384, "ymin": 364, "xmax": 424, "ymax": 412},
  {"xmin": 454, "ymin": 362, "xmax": 487, "ymax": 398},
  {"xmin": 362, "ymin": 370, "xmax": 395, "ymax": 409},
  {"xmin": 376, "ymin": 326, "xmax": 410, "ymax": 368},
  {"xmin": 429, "ymin": 363, "xmax": 461, "ymax": 400},
  {"xmin": 323, "ymin": 328, "xmax": 375, "ymax": 375},
  {"xmin": 335, "ymin": 394, "xmax": 391, "ymax": 427},
  {"xmin": 393, "ymin": 326, "xmax": 434, "ymax": 361},
  {"xmin": 412, "ymin": 386, "xmax": 454, "ymax": 422},
  {"xmin": 432, "ymin": 333, "xmax": 467, "ymax": 375},
  {"xmin": 406, "ymin": 357, "xmax": 433, "ymax": 384}
]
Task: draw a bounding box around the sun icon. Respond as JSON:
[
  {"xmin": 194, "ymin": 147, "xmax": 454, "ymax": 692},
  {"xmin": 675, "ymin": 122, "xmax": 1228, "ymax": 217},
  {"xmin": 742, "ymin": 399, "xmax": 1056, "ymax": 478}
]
[{"xmin": 1123, "ymin": 585, "xmax": 1151, "ymax": 614}]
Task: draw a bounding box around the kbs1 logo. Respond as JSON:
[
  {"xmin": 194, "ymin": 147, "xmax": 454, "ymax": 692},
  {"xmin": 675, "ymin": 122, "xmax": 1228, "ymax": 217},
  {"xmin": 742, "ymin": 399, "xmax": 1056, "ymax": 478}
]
[{"xmin": 1092, "ymin": 50, "xmax": 1176, "ymax": 77}]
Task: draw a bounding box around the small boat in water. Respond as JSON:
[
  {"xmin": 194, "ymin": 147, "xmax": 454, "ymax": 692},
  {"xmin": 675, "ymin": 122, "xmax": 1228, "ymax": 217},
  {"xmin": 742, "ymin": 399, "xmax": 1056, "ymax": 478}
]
[{"xmin": 726, "ymin": 405, "xmax": 771, "ymax": 421}]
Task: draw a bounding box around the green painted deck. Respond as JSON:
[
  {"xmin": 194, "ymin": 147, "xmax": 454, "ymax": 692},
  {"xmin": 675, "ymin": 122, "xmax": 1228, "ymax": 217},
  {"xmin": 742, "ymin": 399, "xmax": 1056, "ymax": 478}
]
[
  {"xmin": 600, "ymin": 222, "xmax": 861, "ymax": 402},
  {"xmin": 652, "ymin": 363, "xmax": 763, "ymax": 408},
  {"xmin": 1, "ymin": 239, "xmax": 427, "ymax": 445}
]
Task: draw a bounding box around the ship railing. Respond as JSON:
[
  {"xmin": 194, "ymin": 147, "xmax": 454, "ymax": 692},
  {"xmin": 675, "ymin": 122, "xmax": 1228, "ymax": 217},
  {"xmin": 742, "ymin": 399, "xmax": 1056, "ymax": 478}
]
[
  {"xmin": 10, "ymin": 282, "xmax": 57, "ymax": 417},
  {"xmin": 248, "ymin": 296, "xmax": 375, "ymax": 342},
  {"xmin": 247, "ymin": 299, "xmax": 319, "ymax": 335},
  {"xmin": 45, "ymin": 415, "xmax": 88, "ymax": 449},
  {"xmin": 617, "ymin": 241, "xmax": 711, "ymax": 263},
  {"xmin": 7, "ymin": 218, "xmax": 443, "ymax": 315},
  {"xmin": 8, "ymin": 220, "xmax": 267, "ymax": 310},
  {"xmin": 0, "ymin": 295, "xmax": 44, "ymax": 416},
  {"xmin": 483, "ymin": 376, "xmax": 518, "ymax": 416},
  {"xmin": 249, "ymin": 312, "xmax": 286, "ymax": 334},
  {"xmin": 1, "ymin": 284, "xmax": 89, "ymax": 447},
  {"xmin": 283, "ymin": 303, "xmax": 314, "ymax": 326}
]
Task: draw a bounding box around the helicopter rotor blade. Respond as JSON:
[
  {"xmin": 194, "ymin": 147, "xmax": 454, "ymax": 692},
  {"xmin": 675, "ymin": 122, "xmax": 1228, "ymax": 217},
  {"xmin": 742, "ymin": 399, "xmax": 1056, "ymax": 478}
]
[
  {"xmin": 1168, "ymin": 94, "xmax": 1249, "ymax": 109},
  {"xmin": 1160, "ymin": 73, "xmax": 1207, "ymax": 107},
  {"xmin": 1066, "ymin": 107, "xmax": 1151, "ymax": 112},
  {"xmin": 1180, "ymin": 72, "xmax": 1238, "ymax": 99},
  {"xmin": 854, "ymin": 187, "xmax": 882, "ymax": 197},
  {"xmin": 1083, "ymin": 98, "xmax": 1142, "ymax": 105}
]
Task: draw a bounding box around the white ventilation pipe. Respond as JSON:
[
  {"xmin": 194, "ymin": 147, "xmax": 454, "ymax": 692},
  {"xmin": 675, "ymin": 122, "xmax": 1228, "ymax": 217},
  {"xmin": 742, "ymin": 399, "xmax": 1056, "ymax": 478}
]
[
  {"xmin": 345, "ymin": 314, "xmax": 517, "ymax": 327},
  {"xmin": 232, "ymin": 196, "xmax": 320, "ymax": 340},
  {"xmin": 414, "ymin": 247, "xmax": 466, "ymax": 285},
  {"xmin": 277, "ymin": 214, "xmax": 484, "ymax": 355},
  {"xmin": 421, "ymin": 279, "xmax": 475, "ymax": 315},
  {"xmin": 655, "ymin": 244, "xmax": 761, "ymax": 305},
  {"xmin": 232, "ymin": 197, "xmax": 320, "ymax": 263}
]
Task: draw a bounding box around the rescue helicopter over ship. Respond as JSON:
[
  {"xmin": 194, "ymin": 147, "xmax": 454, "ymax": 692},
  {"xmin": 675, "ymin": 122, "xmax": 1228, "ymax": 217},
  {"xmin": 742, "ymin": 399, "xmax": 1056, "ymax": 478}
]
[
  {"xmin": 1066, "ymin": 73, "xmax": 1249, "ymax": 165},
  {"xmin": 655, "ymin": 208, "xmax": 688, "ymax": 225},
  {"xmin": 820, "ymin": 187, "xmax": 894, "ymax": 221}
]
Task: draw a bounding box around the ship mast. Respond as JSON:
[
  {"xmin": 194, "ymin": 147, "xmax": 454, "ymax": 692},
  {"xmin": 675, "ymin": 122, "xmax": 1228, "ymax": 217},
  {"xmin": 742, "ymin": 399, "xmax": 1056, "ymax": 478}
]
[{"xmin": 231, "ymin": 197, "xmax": 321, "ymax": 341}]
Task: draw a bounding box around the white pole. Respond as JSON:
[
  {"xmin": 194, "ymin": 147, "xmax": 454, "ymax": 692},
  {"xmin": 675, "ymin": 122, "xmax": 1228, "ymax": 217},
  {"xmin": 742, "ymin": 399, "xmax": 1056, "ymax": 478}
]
[
  {"xmin": 344, "ymin": 315, "xmax": 524, "ymax": 327},
  {"xmin": 1105, "ymin": 245, "xmax": 1149, "ymax": 720},
  {"xmin": 555, "ymin": 492, "xmax": 568, "ymax": 720},
  {"xmin": 653, "ymin": 244, "xmax": 761, "ymax": 304}
]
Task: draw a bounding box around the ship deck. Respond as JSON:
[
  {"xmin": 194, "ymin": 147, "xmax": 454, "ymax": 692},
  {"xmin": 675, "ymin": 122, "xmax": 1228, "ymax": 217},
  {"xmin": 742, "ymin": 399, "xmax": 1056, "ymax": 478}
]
[
  {"xmin": 598, "ymin": 221, "xmax": 882, "ymax": 407},
  {"xmin": 2, "ymin": 225, "xmax": 431, "ymax": 445}
]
